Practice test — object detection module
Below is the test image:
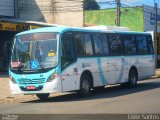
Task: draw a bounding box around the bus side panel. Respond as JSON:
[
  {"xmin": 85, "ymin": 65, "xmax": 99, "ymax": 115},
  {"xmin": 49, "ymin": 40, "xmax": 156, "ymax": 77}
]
[
  {"xmin": 125, "ymin": 56, "xmax": 140, "ymax": 81},
  {"xmin": 61, "ymin": 62, "xmax": 80, "ymax": 92},
  {"xmin": 61, "ymin": 58, "xmax": 109, "ymax": 92},
  {"xmin": 138, "ymin": 55, "xmax": 155, "ymax": 80},
  {"xmin": 124, "ymin": 55, "xmax": 155, "ymax": 81},
  {"xmin": 100, "ymin": 57, "xmax": 125, "ymax": 84}
]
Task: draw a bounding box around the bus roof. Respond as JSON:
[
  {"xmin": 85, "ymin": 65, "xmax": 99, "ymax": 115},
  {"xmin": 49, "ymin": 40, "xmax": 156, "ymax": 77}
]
[{"xmin": 16, "ymin": 26, "xmax": 151, "ymax": 36}]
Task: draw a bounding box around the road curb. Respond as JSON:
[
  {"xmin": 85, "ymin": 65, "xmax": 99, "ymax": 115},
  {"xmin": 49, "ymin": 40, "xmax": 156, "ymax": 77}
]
[{"xmin": 151, "ymin": 75, "xmax": 160, "ymax": 79}]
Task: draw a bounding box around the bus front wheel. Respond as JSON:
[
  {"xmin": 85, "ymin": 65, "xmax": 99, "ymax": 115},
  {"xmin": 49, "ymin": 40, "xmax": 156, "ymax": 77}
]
[
  {"xmin": 78, "ymin": 75, "xmax": 92, "ymax": 97},
  {"xmin": 36, "ymin": 93, "xmax": 50, "ymax": 100}
]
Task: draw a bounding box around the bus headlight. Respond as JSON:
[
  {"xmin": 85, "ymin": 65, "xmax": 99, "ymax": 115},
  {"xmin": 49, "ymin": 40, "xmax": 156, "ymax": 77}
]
[
  {"xmin": 47, "ymin": 72, "xmax": 58, "ymax": 82},
  {"xmin": 9, "ymin": 75, "xmax": 16, "ymax": 84}
]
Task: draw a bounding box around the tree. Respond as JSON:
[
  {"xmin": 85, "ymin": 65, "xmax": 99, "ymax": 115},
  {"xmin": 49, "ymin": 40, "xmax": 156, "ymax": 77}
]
[{"xmin": 84, "ymin": 0, "xmax": 100, "ymax": 10}]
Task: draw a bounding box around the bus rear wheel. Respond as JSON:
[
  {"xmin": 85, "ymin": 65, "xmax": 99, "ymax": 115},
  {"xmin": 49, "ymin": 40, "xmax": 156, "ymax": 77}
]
[
  {"xmin": 128, "ymin": 69, "xmax": 138, "ymax": 88},
  {"xmin": 36, "ymin": 93, "xmax": 50, "ymax": 100},
  {"xmin": 78, "ymin": 75, "xmax": 92, "ymax": 97}
]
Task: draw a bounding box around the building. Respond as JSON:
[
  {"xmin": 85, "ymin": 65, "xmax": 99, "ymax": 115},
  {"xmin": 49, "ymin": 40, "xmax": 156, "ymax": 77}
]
[
  {"xmin": 17, "ymin": 0, "xmax": 83, "ymax": 27},
  {"xmin": 0, "ymin": 0, "xmax": 84, "ymax": 73},
  {"xmin": 0, "ymin": 0, "xmax": 83, "ymax": 26}
]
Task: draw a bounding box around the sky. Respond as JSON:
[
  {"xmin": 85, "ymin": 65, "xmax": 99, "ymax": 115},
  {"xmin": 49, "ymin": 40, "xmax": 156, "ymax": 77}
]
[{"xmin": 96, "ymin": 0, "xmax": 160, "ymax": 9}]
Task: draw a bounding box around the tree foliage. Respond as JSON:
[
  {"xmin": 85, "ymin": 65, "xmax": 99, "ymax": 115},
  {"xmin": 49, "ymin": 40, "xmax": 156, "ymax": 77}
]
[{"xmin": 84, "ymin": 0, "xmax": 100, "ymax": 10}]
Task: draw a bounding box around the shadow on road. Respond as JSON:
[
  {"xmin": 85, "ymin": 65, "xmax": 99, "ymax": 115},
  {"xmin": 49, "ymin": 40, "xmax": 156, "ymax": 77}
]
[{"xmin": 22, "ymin": 80, "xmax": 160, "ymax": 103}]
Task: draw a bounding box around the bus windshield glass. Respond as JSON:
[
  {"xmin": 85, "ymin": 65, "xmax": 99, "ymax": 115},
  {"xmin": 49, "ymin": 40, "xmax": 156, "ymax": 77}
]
[{"xmin": 11, "ymin": 32, "xmax": 59, "ymax": 71}]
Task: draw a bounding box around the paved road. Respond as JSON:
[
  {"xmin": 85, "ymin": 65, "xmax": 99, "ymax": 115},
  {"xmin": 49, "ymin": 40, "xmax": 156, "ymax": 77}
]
[{"xmin": 0, "ymin": 78, "xmax": 160, "ymax": 114}]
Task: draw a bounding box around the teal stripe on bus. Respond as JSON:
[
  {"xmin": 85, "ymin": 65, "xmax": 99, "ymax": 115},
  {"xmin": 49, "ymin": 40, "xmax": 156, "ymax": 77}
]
[{"xmin": 97, "ymin": 58, "xmax": 108, "ymax": 85}]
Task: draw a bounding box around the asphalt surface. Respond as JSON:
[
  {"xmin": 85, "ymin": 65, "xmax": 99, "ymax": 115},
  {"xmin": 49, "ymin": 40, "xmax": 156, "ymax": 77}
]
[{"xmin": 0, "ymin": 78, "xmax": 160, "ymax": 114}]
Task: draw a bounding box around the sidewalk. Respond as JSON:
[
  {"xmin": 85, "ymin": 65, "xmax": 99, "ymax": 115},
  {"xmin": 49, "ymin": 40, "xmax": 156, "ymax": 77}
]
[
  {"xmin": 155, "ymin": 69, "xmax": 160, "ymax": 78},
  {"xmin": 0, "ymin": 69, "xmax": 160, "ymax": 104},
  {"xmin": 0, "ymin": 77, "xmax": 37, "ymax": 104}
]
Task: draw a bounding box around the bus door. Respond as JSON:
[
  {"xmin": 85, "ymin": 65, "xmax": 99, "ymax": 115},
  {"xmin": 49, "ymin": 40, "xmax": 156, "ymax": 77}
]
[{"xmin": 61, "ymin": 32, "xmax": 77, "ymax": 92}]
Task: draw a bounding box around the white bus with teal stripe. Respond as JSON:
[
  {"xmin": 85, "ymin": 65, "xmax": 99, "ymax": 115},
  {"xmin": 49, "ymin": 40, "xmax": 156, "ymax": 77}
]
[{"xmin": 9, "ymin": 26, "xmax": 155, "ymax": 99}]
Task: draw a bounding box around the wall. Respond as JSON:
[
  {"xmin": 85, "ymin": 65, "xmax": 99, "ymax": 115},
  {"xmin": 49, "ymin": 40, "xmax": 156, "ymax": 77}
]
[
  {"xmin": 85, "ymin": 7, "xmax": 144, "ymax": 31},
  {"xmin": 18, "ymin": 0, "xmax": 47, "ymax": 22},
  {"xmin": 51, "ymin": 0, "xmax": 83, "ymax": 27},
  {"xmin": 17, "ymin": 0, "xmax": 84, "ymax": 27},
  {"xmin": 144, "ymin": 5, "xmax": 160, "ymax": 32}
]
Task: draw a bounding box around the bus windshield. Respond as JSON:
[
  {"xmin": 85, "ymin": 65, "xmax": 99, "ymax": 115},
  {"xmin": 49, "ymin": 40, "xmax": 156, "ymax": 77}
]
[{"xmin": 11, "ymin": 32, "xmax": 59, "ymax": 72}]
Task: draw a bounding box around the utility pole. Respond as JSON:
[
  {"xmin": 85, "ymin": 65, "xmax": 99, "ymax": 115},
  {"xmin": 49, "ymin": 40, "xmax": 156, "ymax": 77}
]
[
  {"xmin": 83, "ymin": 0, "xmax": 85, "ymax": 27},
  {"xmin": 154, "ymin": 2, "xmax": 158, "ymax": 67},
  {"xmin": 116, "ymin": 0, "xmax": 121, "ymax": 26}
]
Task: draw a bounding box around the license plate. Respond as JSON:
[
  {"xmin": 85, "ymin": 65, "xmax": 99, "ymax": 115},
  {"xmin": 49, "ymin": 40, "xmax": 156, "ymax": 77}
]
[{"xmin": 27, "ymin": 86, "xmax": 36, "ymax": 90}]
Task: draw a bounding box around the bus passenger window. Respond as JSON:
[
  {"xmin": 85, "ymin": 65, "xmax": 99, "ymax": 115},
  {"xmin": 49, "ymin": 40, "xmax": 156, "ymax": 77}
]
[
  {"xmin": 102, "ymin": 35, "xmax": 109, "ymax": 55},
  {"xmin": 74, "ymin": 33, "xmax": 93, "ymax": 56},
  {"xmin": 93, "ymin": 34, "xmax": 103, "ymax": 55},
  {"xmin": 136, "ymin": 36, "xmax": 148, "ymax": 54},
  {"xmin": 123, "ymin": 35, "xmax": 136, "ymax": 55},
  {"xmin": 85, "ymin": 34, "xmax": 93, "ymax": 55},
  {"xmin": 147, "ymin": 35, "xmax": 154, "ymax": 54},
  {"xmin": 108, "ymin": 34, "xmax": 123, "ymax": 55}
]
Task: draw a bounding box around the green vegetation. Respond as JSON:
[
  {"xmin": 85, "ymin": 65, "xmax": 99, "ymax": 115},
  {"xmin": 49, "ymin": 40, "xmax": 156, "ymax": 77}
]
[{"xmin": 85, "ymin": 7, "xmax": 144, "ymax": 31}]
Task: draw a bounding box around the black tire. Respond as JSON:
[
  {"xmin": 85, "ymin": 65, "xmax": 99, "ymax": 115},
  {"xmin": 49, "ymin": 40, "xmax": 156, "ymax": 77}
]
[
  {"xmin": 36, "ymin": 93, "xmax": 50, "ymax": 100},
  {"xmin": 127, "ymin": 69, "xmax": 138, "ymax": 88},
  {"xmin": 78, "ymin": 75, "xmax": 92, "ymax": 97}
]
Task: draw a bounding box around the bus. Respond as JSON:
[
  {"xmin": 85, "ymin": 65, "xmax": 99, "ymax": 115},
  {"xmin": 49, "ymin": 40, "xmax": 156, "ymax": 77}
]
[{"xmin": 9, "ymin": 26, "xmax": 155, "ymax": 100}]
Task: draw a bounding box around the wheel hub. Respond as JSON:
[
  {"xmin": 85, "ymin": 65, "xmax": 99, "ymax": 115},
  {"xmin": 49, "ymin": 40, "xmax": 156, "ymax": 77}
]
[{"xmin": 82, "ymin": 80, "xmax": 89, "ymax": 93}]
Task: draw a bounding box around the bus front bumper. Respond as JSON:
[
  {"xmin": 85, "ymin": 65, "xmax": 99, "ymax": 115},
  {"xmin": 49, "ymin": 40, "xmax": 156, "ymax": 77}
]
[{"xmin": 9, "ymin": 77, "xmax": 62, "ymax": 95}]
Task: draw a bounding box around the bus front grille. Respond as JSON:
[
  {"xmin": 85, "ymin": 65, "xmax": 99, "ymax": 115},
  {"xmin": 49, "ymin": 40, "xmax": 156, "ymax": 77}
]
[{"xmin": 17, "ymin": 78, "xmax": 46, "ymax": 84}]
